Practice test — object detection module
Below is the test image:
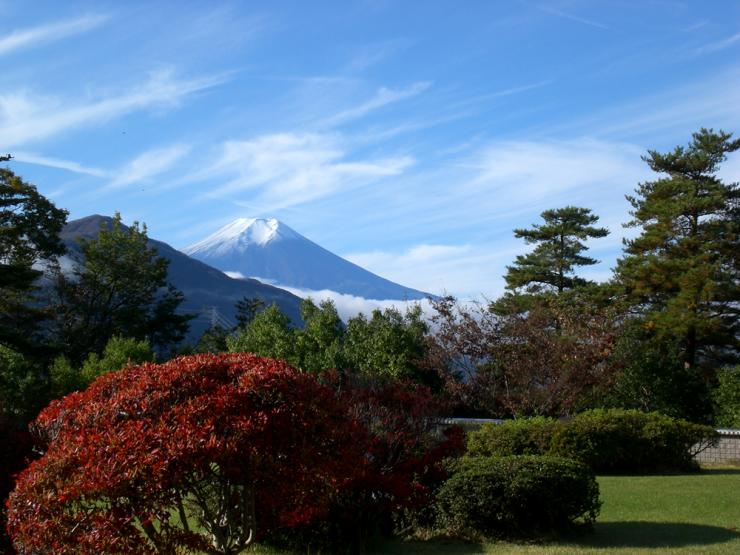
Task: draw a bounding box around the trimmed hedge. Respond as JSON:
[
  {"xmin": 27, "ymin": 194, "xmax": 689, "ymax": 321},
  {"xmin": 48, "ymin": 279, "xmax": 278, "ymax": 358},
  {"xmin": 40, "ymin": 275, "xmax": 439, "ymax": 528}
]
[
  {"xmin": 549, "ymin": 409, "xmax": 718, "ymax": 474},
  {"xmin": 466, "ymin": 409, "xmax": 718, "ymax": 474},
  {"xmin": 713, "ymin": 366, "xmax": 740, "ymax": 428},
  {"xmin": 467, "ymin": 416, "xmax": 561, "ymax": 457},
  {"xmin": 436, "ymin": 455, "xmax": 600, "ymax": 538}
]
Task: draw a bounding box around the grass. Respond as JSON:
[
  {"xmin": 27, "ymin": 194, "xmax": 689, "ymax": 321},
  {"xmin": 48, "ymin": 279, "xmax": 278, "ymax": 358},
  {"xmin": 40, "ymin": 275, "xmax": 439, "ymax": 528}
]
[{"xmin": 373, "ymin": 468, "xmax": 740, "ymax": 554}]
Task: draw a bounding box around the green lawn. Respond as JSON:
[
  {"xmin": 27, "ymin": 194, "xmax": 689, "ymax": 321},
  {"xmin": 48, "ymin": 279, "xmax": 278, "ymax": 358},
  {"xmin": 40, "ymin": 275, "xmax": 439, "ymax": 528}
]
[{"xmin": 373, "ymin": 468, "xmax": 740, "ymax": 554}]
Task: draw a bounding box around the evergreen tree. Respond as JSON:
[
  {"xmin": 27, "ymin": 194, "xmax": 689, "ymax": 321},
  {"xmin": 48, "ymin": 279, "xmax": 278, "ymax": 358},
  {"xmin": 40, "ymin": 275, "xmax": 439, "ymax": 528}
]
[
  {"xmin": 503, "ymin": 206, "xmax": 608, "ymax": 294},
  {"xmin": 226, "ymin": 304, "xmax": 295, "ymax": 363},
  {"xmin": 294, "ymin": 298, "xmax": 345, "ymax": 373},
  {"xmin": 235, "ymin": 296, "xmax": 266, "ymax": 329},
  {"xmin": 616, "ymin": 128, "xmax": 740, "ymax": 369},
  {"xmin": 49, "ymin": 336, "xmax": 154, "ymax": 398},
  {"xmin": 51, "ymin": 214, "xmax": 191, "ymax": 362},
  {"xmin": 0, "ymin": 155, "xmax": 68, "ymax": 355},
  {"xmin": 344, "ymin": 305, "xmax": 429, "ymax": 382}
]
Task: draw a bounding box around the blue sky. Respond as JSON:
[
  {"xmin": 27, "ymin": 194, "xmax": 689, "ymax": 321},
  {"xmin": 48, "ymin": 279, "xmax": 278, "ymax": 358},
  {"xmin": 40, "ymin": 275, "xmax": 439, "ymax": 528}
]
[{"xmin": 3, "ymin": 0, "xmax": 740, "ymax": 300}]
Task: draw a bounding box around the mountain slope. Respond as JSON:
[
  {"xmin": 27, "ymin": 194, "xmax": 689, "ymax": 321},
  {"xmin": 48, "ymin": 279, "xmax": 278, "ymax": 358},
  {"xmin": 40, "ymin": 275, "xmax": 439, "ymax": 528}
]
[
  {"xmin": 61, "ymin": 215, "xmax": 304, "ymax": 341},
  {"xmin": 184, "ymin": 218, "xmax": 430, "ymax": 300}
]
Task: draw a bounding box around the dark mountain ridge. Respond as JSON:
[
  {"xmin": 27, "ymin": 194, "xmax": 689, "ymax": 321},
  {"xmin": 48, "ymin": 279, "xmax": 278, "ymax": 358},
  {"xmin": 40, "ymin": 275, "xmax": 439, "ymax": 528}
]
[{"xmin": 61, "ymin": 215, "xmax": 304, "ymax": 342}]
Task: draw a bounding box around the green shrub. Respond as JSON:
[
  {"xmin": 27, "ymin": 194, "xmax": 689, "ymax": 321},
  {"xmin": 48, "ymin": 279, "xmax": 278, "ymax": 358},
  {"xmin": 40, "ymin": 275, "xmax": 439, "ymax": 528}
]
[
  {"xmin": 713, "ymin": 366, "xmax": 740, "ymax": 428},
  {"xmin": 550, "ymin": 409, "xmax": 717, "ymax": 474},
  {"xmin": 50, "ymin": 336, "xmax": 154, "ymax": 398},
  {"xmin": 436, "ymin": 455, "xmax": 600, "ymax": 538},
  {"xmin": 467, "ymin": 416, "xmax": 561, "ymax": 457}
]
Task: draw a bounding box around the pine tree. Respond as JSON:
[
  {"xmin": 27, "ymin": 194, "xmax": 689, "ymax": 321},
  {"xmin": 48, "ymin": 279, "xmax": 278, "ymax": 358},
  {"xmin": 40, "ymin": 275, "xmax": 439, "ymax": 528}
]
[
  {"xmin": 616, "ymin": 128, "xmax": 740, "ymax": 369},
  {"xmin": 51, "ymin": 214, "xmax": 191, "ymax": 361},
  {"xmin": 0, "ymin": 156, "xmax": 68, "ymax": 355},
  {"xmin": 504, "ymin": 206, "xmax": 608, "ymax": 294}
]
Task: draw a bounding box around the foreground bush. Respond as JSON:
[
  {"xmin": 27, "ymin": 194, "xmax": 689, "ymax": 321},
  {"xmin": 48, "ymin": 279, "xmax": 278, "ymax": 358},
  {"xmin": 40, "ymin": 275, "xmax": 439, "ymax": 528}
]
[
  {"xmin": 436, "ymin": 455, "xmax": 600, "ymax": 538},
  {"xmin": 269, "ymin": 372, "xmax": 466, "ymax": 553},
  {"xmin": 550, "ymin": 409, "xmax": 718, "ymax": 473},
  {"xmin": 7, "ymin": 353, "xmax": 366, "ymax": 554},
  {"xmin": 467, "ymin": 416, "xmax": 561, "ymax": 457}
]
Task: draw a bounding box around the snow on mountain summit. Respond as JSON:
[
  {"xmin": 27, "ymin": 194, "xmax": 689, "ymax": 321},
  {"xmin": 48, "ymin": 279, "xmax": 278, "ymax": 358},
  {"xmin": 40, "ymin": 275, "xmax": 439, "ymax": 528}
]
[
  {"xmin": 182, "ymin": 217, "xmax": 431, "ymax": 300},
  {"xmin": 184, "ymin": 218, "xmax": 299, "ymax": 256}
]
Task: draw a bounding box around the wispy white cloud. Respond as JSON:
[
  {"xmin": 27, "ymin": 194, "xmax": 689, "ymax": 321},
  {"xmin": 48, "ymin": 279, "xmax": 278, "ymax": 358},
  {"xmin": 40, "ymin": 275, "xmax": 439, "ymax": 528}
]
[
  {"xmin": 694, "ymin": 31, "xmax": 740, "ymax": 55},
  {"xmin": 319, "ymin": 81, "xmax": 431, "ymax": 127},
  {"xmin": 0, "ymin": 13, "xmax": 108, "ymax": 56},
  {"xmin": 202, "ymin": 132, "xmax": 414, "ymax": 208},
  {"xmin": 106, "ymin": 144, "xmax": 191, "ymax": 190},
  {"xmin": 536, "ymin": 5, "xmax": 609, "ymax": 30},
  {"xmin": 303, "ymin": 136, "xmax": 645, "ymax": 294},
  {"xmin": 466, "ymin": 138, "xmax": 645, "ymax": 204},
  {"xmin": 0, "ymin": 69, "xmax": 229, "ymax": 148},
  {"xmin": 11, "ymin": 151, "xmax": 108, "ymax": 177}
]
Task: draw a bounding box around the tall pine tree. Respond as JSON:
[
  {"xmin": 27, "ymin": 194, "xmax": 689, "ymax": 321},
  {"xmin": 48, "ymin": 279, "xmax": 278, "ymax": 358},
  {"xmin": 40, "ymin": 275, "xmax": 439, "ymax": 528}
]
[
  {"xmin": 503, "ymin": 206, "xmax": 608, "ymax": 294},
  {"xmin": 51, "ymin": 214, "xmax": 192, "ymax": 362},
  {"xmin": 0, "ymin": 155, "xmax": 68, "ymax": 355},
  {"xmin": 616, "ymin": 128, "xmax": 740, "ymax": 369}
]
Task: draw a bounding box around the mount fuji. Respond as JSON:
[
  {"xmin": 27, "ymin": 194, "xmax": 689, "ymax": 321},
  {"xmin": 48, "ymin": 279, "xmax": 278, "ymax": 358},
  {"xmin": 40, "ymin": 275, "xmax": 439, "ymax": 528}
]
[
  {"xmin": 184, "ymin": 218, "xmax": 430, "ymax": 300},
  {"xmin": 60, "ymin": 216, "xmax": 303, "ymax": 341}
]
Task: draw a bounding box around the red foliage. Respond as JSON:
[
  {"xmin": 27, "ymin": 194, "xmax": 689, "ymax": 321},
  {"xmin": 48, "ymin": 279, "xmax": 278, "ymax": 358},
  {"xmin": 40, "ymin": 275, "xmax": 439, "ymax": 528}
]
[
  {"xmin": 427, "ymin": 294, "xmax": 621, "ymax": 417},
  {"xmin": 301, "ymin": 372, "xmax": 466, "ymax": 547},
  {"xmin": 7, "ymin": 353, "xmax": 367, "ymax": 554}
]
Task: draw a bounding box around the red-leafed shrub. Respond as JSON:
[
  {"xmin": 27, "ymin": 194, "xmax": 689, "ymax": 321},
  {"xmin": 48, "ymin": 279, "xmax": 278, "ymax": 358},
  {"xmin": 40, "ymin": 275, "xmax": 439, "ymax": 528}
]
[
  {"xmin": 7, "ymin": 353, "xmax": 367, "ymax": 554},
  {"xmin": 274, "ymin": 372, "xmax": 466, "ymax": 552}
]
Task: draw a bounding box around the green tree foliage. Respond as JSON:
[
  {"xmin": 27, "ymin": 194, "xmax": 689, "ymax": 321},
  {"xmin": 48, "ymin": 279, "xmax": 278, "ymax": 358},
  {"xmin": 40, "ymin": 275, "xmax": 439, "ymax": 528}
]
[
  {"xmin": 193, "ymin": 324, "xmax": 230, "ymax": 354},
  {"xmin": 234, "ymin": 296, "xmax": 265, "ymax": 329},
  {"xmin": 192, "ymin": 297, "xmax": 266, "ymax": 354},
  {"xmin": 227, "ymin": 300, "xmax": 431, "ymax": 380},
  {"xmin": 713, "ymin": 366, "xmax": 740, "ymax": 428},
  {"xmin": 226, "ymin": 303, "xmax": 294, "ymax": 362},
  {"xmin": 0, "ymin": 156, "xmax": 68, "ymax": 355},
  {"xmin": 227, "ymin": 299, "xmax": 347, "ymax": 374},
  {"xmin": 616, "ymin": 128, "xmax": 740, "ymax": 369},
  {"xmin": 51, "ymin": 214, "xmax": 191, "ymax": 362},
  {"xmin": 294, "ymin": 299, "xmax": 346, "ymax": 373},
  {"xmin": 0, "ymin": 346, "xmax": 46, "ymax": 422},
  {"xmin": 603, "ymin": 322, "xmax": 713, "ymax": 423},
  {"xmin": 503, "ymin": 206, "xmax": 608, "ymax": 295},
  {"xmin": 49, "ymin": 336, "xmax": 154, "ymax": 398},
  {"xmin": 344, "ymin": 304, "xmax": 430, "ymax": 381}
]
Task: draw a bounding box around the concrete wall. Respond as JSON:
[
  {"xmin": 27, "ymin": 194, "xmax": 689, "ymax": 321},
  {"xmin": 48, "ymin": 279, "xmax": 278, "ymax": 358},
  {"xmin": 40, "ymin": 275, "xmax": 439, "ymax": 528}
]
[{"xmin": 694, "ymin": 429, "xmax": 740, "ymax": 465}]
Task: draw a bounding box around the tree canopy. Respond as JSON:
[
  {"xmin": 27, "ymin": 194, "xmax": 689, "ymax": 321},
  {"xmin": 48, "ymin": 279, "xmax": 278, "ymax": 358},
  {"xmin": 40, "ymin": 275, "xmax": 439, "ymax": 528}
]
[
  {"xmin": 51, "ymin": 214, "xmax": 191, "ymax": 362},
  {"xmin": 503, "ymin": 206, "xmax": 608, "ymax": 295},
  {"xmin": 226, "ymin": 300, "xmax": 431, "ymax": 381},
  {"xmin": 0, "ymin": 156, "xmax": 68, "ymax": 354},
  {"xmin": 616, "ymin": 128, "xmax": 740, "ymax": 369}
]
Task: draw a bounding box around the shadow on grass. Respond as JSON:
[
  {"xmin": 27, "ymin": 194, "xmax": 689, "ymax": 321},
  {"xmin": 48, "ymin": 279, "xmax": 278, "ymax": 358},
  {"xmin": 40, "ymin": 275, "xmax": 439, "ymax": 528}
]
[
  {"xmin": 578, "ymin": 521, "xmax": 740, "ymax": 548},
  {"xmin": 372, "ymin": 538, "xmax": 486, "ymax": 554}
]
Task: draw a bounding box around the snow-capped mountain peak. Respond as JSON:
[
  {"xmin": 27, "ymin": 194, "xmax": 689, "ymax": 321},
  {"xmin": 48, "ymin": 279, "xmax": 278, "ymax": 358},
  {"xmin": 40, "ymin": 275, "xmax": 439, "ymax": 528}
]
[
  {"xmin": 184, "ymin": 218, "xmax": 298, "ymax": 256},
  {"xmin": 183, "ymin": 217, "xmax": 431, "ymax": 300}
]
